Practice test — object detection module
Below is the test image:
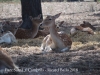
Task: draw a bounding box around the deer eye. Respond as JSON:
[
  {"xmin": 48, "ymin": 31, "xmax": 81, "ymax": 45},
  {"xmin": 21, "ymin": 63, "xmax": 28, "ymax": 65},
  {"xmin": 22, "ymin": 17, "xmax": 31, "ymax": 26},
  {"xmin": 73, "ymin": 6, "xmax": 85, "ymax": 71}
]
[{"xmin": 49, "ymin": 18, "xmax": 52, "ymax": 20}]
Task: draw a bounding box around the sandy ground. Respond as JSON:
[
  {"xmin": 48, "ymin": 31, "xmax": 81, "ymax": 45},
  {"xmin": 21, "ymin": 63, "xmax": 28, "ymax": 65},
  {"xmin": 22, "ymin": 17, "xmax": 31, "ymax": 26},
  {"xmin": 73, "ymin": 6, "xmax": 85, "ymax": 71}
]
[{"xmin": 0, "ymin": 2, "xmax": 100, "ymax": 75}]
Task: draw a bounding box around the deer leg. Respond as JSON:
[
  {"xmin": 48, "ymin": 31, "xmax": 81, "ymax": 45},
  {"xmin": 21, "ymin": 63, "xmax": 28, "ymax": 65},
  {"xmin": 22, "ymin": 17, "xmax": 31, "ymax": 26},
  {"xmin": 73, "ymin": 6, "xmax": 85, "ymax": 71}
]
[
  {"xmin": 40, "ymin": 43, "xmax": 46, "ymax": 51},
  {"xmin": 42, "ymin": 36, "xmax": 52, "ymax": 53},
  {"xmin": 61, "ymin": 46, "xmax": 71, "ymax": 52},
  {"xmin": 9, "ymin": 33, "xmax": 17, "ymax": 43},
  {"xmin": 40, "ymin": 36, "xmax": 48, "ymax": 51}
]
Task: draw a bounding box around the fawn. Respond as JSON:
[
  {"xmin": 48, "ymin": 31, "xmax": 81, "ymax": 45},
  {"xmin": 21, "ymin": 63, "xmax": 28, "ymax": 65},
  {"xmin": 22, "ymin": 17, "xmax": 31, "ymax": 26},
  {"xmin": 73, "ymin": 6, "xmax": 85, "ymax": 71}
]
[
  {"xmin": 40, "ymin": 13, "xmax": 72, "ymax": 53},
  {"xmin": 0, "ymin": 47, "xmax": 19, "ymax": 74},
  {"xmin": 1, "ymin": 20, "xmax": 22, "ymax": 35},
  {"xmin": 15, "ymin": 15, "xmax": 42, "ymax": 39},
  {"xmin": 70, "ymin": 21, "xmax": 96, "ymax": 36},
  {"xmin": 0, "ymin": 23, "xmax": 17, "ymax": 44}
]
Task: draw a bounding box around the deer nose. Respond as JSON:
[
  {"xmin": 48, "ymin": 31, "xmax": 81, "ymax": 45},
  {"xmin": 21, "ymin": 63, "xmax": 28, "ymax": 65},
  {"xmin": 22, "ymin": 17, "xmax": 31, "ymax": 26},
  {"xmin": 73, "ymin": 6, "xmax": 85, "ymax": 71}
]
[
  {"xmin": 15, "ymin": 27, "xmax": 18, "ymax": 29},
  {"xmin": 40, "ymin": 23, "xmax": 42, "ymax": 26},
  {"xmin": 39, "ymin": 23, "xmax": 44, "ymax": 30}
]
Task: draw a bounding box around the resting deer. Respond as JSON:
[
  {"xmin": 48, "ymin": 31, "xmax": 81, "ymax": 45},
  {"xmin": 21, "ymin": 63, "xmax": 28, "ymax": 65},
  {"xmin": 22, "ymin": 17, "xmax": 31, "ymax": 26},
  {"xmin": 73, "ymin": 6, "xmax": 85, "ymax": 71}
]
[
  {"xmin": 0, "ymin": 47, "xmax": 19, "ymax": 74},
  {"xmin": 0, "ymin": 23, "xmax": 17, "ymax": 44},
  {"xmin": 15, "ymin": 15, "xmax": 42, "ymax": 39},
  {"xmin": 40, "ymin": 13, "xmax": 72, "ymax": 53},
  {"xmin": 70, "ymin": 21, "xmax": 96, "ymax": 36},
  {"xmin": 0, "ymin": 31, "xmax": 17, "ymax": 44},
  {"xmin": 2, "ymin": 20, "xmax": 22, "ymax": 35},
  {"xmin": 80, "ymin": 21, "xmax": 96, "ymax": 30}
]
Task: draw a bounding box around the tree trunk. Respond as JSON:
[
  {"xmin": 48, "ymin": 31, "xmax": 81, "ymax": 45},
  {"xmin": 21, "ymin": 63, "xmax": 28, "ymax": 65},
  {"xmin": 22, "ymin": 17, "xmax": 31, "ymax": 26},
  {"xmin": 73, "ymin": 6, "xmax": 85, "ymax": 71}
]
[
  {"xmin": 20, "ymin": 0, "xmax": 43, "ymax": 29},
  {"xmin": 94, "ymin": 0, "xmax": 97, "ymax": 2}
]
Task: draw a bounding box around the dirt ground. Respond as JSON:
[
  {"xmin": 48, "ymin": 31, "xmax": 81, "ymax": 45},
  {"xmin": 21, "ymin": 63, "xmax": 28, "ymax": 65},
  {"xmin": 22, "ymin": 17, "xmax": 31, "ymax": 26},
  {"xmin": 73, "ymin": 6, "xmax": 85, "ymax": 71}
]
[{"xmin": 0, "ymin": 2, "xmax": 100, "ymax": 75}]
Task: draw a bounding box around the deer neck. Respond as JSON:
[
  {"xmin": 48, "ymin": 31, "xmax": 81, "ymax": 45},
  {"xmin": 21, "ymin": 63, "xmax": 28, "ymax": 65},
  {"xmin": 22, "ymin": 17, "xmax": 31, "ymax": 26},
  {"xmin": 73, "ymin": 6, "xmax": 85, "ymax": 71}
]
[
  {"xmin": 49, "ymin": 23, "xmax": 65, "ymax": 48},
  {"xmin": 31, "ymin": 23, "xmax": 40, "ymax": 38}
]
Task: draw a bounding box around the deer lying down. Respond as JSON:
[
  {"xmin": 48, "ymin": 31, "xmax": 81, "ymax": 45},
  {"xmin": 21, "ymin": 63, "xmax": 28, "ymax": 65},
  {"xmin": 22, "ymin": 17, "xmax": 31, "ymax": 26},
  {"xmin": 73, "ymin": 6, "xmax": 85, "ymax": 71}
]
[
  {"xmin": 15, "ymin": 15, "xmax": 42, "ymax": 39},
  {"xmin": 40, "ymin": 13, "xmax": 72, "ymax": 53},
  {"xmin": 70, "ymin": 21, "xmax": 96, "ymax": 36},
  {"xmin": 0, "ymin": 47, "xmax": 19, "ymax": 74},
  {"xmin": 0, "ymin": 31, "xmax": 17, "ymax": 44},
  {"xmin": 1, "ymin": 20, "xmax": 22, "ymax": 35}
]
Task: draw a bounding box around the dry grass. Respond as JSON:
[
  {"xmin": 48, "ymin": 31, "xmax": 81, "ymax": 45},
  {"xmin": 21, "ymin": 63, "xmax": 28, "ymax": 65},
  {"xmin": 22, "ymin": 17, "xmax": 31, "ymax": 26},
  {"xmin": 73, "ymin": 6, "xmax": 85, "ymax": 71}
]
[
  {"xmin": 71, "ymin": 31, "xmax": 100, "ymax": 43},
  {"xmin": 1, "ymin": 31, "xmax": 100, "ymax": 74}
]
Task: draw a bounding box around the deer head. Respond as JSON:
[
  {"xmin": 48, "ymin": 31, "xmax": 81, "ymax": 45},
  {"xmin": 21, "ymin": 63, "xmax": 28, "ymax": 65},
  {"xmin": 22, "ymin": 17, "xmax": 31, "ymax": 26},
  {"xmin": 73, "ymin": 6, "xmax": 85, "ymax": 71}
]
[
  {"xmin": 29, "ymin": 14, "xmax": 42, "ymax": 27},
  {"xmin": 40, "ymin": 13, "xmax": 61, "ymax": 28},
  {"xmin": 15, "ymin": 15, "xmax": 43, "ymax": 39},
  {"xmin": 80, "ymin": 21, "xmax": 96, "ymax": 30},
  {"xmin": 2, "ymin": 20, "xmax": 22, "ymax": 35},
  {"xmin": 56, "ymin": 21, "xmax": 64, "ymax": 29}
]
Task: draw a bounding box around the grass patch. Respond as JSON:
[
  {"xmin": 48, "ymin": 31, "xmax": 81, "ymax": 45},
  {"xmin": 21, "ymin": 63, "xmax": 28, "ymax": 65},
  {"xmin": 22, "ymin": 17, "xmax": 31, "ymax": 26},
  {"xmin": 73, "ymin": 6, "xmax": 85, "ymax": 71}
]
[{"xmin": 71, "ymin": 31, "xmax": 100, "ymax": 43}]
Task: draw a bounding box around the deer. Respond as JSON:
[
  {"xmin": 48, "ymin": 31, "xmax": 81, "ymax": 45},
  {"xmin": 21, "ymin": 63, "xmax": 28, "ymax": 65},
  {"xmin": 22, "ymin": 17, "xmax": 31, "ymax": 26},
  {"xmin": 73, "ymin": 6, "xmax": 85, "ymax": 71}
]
[
  {"xmin": 0, "ymin": 47, "xmax": 19, "ymax": 74},
  {"xmin": 0, "ymin": 23, "xmax": 17, "ymax": 44},
  {"xmin": 80, "ymin": 21, "xmax": 96, "ymax": 30},
  {"xmin": 0, "ymin": 31, "xmax": 17, "ymax": 44},
  {"xmin": 0, "ymin": 47, "xmax": 35, "ymax": 75},
  {"xmin": 1, "ymin": 20, "xmax": 22, "ymax": 35},
  {"xmin": 15, "ymin": 15, "xmax": 42, "ymax": 39},
  {"xmin": 40, "ymin": 13, "xmax": 72, "ymax": 53},
  {"xmin": 70, "ymin": 21, "xmax": 96, "ymax": 36}
]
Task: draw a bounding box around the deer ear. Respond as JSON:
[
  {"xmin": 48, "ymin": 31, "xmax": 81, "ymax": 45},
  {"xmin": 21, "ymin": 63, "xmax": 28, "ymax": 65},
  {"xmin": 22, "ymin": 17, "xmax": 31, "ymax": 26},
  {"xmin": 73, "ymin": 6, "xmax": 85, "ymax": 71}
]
[
  {"xmin": 37, "ymin": 14, "xmax": 41, "ymax": 19},
  {"xmin": 59, "ymin": 21, "xmax": 64, "ymax": 26},
  {"xmin": 32, "ymin": 14, "xmax": 42, "ymax": 19},
  {"xmin": 29, "ymin": 16, "xmax": 33, "ymax": 21},
  {"xmin": 19, "ymin": 20, "xmax": 22, "ymax": 24},
  {"xmin": 60, "ymin": 21, "xmax": 64, "ymax": 25},
  {"xmin": 6, "ymin": 21, "xmax": 10, "ymax": 25},
  {"xmin": 18, "ymin": 20, "xmax": 23, "ymax": 27},
  {"xmin": 34, "ymin": 14, "xmax": 41, "ymax": 19},
  {"xmin": 83, "ymin": 21, "xmax": 89, "ymax": 24},
  {"xmin": 83, "ymin": 21, "xmax": 86, "ymax": 24},
  {"xmin": 54, "ymin": 13, "xmax": 61, "ymax": 19}
]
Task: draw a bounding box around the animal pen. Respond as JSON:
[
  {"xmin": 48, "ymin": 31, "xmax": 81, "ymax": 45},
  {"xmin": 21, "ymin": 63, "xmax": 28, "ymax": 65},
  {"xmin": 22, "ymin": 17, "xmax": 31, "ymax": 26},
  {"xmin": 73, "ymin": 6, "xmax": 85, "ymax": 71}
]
[{"xmin": 0, "ymin": 0, "xmax": 100, "ymax": 75}]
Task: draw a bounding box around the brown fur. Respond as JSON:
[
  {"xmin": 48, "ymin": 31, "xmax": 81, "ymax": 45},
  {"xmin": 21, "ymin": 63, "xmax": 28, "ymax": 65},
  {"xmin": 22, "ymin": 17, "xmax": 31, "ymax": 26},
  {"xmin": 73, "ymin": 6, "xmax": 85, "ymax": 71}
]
[
  {"xmin": 58, "ymin": 32, "xmax": 72, "ymax": 47},
  {"xmin": 70, "ymin": 21, "xmax": 96, "ymax": 35},
  {"xmin": 75, "ymin": 26, "xmax": 94, "ymax": 34},
  {"xmin": 15, "ymin": 15, "xmax": 42, "ymax": 39},
  {"xmin": 2, "ymin": 20, "xmax": 22, "ymax": 35},
  {"xmin": 80, "ymin": 21, "xmax": 96, "ymax": 30},
  {"xmin": 41, "ymin": 13, "xmax": 72, "ymax": 52},
  {"xmin": 0, "ymin": 47, "xmax": 18, "ymax": 70},
  {"xmin": 35, "ymin": 27, "xmax": 49, "ymax": 38}
]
